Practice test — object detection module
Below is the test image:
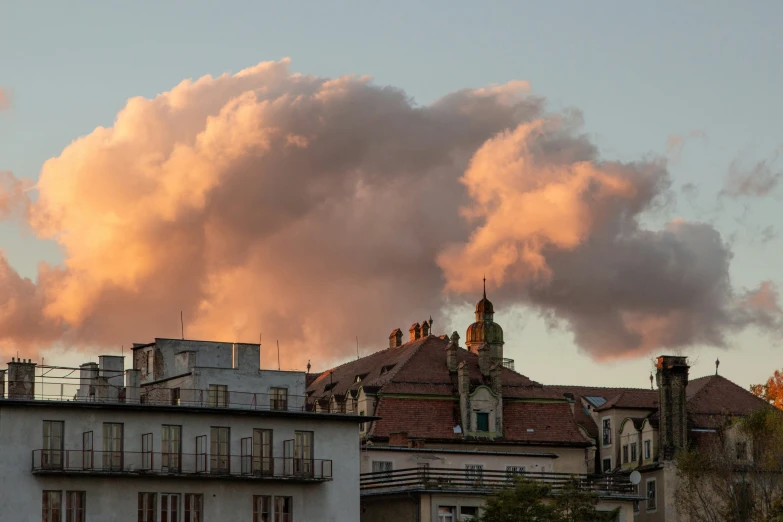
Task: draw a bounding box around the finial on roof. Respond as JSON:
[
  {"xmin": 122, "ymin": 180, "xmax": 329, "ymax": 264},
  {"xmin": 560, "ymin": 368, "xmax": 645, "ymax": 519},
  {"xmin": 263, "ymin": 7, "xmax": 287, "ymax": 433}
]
[
  {"xmin": 715, "ymin": 358, "xmax": 720, "ymax": 376},
  {"xmin": 649, "ymin": 373, "xmax": 654, "ymax": 390},
  {"xmin": 483, "ymin": 274, "xmax": 487, "ymax": 298},
  {"xmin": 307, "ymin": 359, "xmax": 311, "ymax": 374}
]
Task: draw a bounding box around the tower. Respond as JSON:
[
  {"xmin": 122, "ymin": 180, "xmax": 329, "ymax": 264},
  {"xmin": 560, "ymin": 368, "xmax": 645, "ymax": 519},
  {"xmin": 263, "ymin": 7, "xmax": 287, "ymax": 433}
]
[{"xmin": 465, "ymin": 278, "xmax": 504, "ymax": 361}]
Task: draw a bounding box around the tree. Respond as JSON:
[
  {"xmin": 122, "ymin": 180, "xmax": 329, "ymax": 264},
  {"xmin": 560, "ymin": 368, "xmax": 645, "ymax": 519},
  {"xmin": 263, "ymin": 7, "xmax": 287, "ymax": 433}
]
[
  {"xmin": 477, "ymin": 477, "xmax": 618, "ymax": 522},
  {"xmin": 751, "ymin": 370, "xmax": 783, "ymax": 410},
  {"xmin": 675, "ymin": 408, "xmax": 783, "ymax": 522}
]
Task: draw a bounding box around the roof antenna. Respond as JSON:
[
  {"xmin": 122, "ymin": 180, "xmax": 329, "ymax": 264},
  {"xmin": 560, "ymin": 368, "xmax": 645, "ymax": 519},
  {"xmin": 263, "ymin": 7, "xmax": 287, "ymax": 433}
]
[
  {"xmin": 649, "ymin": 373, "xmax": 654, "ymax": 390},
  {"xmin": 276, "ymin": 340, "xmax": 281, "ymax": 371},
  {"xmin": 356, "ymin": 336, "xmax": 360, "ymax": 360},
  {"xmin": 307, "ymin": 359, "xmax": 311, "ymax": 374},
  {"xmin": 180, "ymin": 311, "xmax": 184, "ymax": 340},
  {"xmin": 715, "ymin": 358, "xmax": 720, "ymax": 376}
]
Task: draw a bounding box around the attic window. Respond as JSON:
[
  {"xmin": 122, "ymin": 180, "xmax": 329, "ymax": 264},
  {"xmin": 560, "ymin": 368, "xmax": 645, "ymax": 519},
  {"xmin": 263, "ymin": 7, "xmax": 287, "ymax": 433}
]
[
  {"xmin": 380, "ymin": 364, "xmax": 396, "ymax": 375},
  {"xmin": 355, "ymin": 373, "xmax": 368, "ymax": 383},
  {"xmin": 324, "ymin": 382, "xmax": 338, "ymax": 392}
]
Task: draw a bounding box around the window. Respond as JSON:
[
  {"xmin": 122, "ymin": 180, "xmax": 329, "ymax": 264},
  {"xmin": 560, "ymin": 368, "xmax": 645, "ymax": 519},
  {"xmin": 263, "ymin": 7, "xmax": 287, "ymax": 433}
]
[
  {"xmin": 42, "ymin": 491, "xmax": 62, "ymax": 522},
  {"xmin": 162, "ymin": 425, "xmax": 182, "ymax": 472},
  {"xmin": 506, "ymin": 465, "xmax": 525, "ymax": 478},
  {"xmin": 270, "ymin": 387, "xmax": 288, "ymax": 410},
  {"xmin": 646, "ymin": 479, "xmax": 657, "ymax": 511},
  {"xmin": 253, "ymin": 429, "xmax": 273, "ymax": 475},
  {"xmin": 207, "ymin": 384, "xmax": 228, "ymax": 407},
  {"xmin": 138, "ymin": 492, "xmax": 157, "ymax": 522},
  {"xmin": 184, "ymin": 494, "xmax": 203, "ymax": 522},
  {"xmin": 103, "ymin": 423, "xmax": 124, "ymax": 471},
  {"xmin": 372, "ymin": 460, "xmax": 393, "ymax": 477},
  {"xmin": 146, "ymin": 351, "xmax": 154, "ymax": 378},
  {"xmin": 82, "ymin": 431, "xmax": 94, "ymax": 470},
  {"xmin": 438, "ymin": 506, "xmax": 456, "ymax": 522},
  {"xmin": 631, "ymin": 442, "xmax": 638, "ymax": 463},
  {"xmin": 294, "ymin": 431, "xmax": 314, "ymax": 476},
  {"xmin": 161, "ymin": 493, "xmax": 180, "ymax": 522},
  {"xmin": 602, "ymin": 457, "xmax": 612, "ymax": 473},
  {"xmin": 460, "ymin": 506, "xmax": 479, "ymax": 521},
  {"xmin": 42, "ymin": 421, "xmax": 64, "ymax": 469},
  {"xmin": 736, "ymin": 441, "xmax": 748, "ymax": 460},
  {"xmin": 644, "ymin": 439, "xmax": 652, "ymax": 459},
  {"xmin": 602, "ymin": 418, "xmax": 612, "ymax": 446},
  {"xmin": 171, "ymin": 388, "xmax": 180, "ymax": 406},
  {"xmin": 66, "ymin": 491, "xmax": 86, "ymax": 522},
  {"xmin": 142, "ymin": 433, "xmax": 153, "ymax": 470},
  {"xmin": 476, "ymin": 412, "xmax": 489, "ymax": 432},
  {"xmin": 253, "ymin": 495, "xmax": 271, "ymax": 522},
  {"xmin": 274, "ymin": 496, "xmax": 292, "ymax": 522},
  {"xmin": 622, "ymin": 444, "xmax": 629, "ymax": 464},
  {"xmin": 465, "ymin": 464, "xmax": 484, "ymax": 483},
  {"xmin": 210, "ymin": 426, "xmax": 230, "ymax": 473}
]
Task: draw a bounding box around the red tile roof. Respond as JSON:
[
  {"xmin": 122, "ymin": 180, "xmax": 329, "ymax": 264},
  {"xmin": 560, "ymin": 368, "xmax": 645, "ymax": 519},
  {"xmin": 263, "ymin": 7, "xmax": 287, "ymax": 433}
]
[
  {"xmin": 503, "ymin": 402, "xmax": 592, "ymax": 444},
  {"xmin": 368, "ymin": 397, "xmax": 462, "ymax": 440}
]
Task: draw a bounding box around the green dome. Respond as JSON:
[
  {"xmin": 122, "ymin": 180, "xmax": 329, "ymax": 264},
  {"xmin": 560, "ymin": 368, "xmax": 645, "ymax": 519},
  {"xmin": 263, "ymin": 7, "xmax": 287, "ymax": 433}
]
[{"xmin": 466, "ymin": 320, "xmax": 504, "ymax": 345}]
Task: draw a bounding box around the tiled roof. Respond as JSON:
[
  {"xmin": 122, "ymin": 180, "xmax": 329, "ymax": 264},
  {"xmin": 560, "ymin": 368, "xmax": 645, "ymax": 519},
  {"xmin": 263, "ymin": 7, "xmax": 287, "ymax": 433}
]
[
  {"xmin": 594, "ymin": 390, "xmax": 658, "ymax": 411},
  {"xmin": 503, "ymin": 402, "xmax": 592, "ymax": 444},
  {"xmin": 686, "ymin": 375, "xmax": 770, "ymax": 415},
  {"xmin": 368, "ymin": 397, "xmax": 461, "ymax": 440}
]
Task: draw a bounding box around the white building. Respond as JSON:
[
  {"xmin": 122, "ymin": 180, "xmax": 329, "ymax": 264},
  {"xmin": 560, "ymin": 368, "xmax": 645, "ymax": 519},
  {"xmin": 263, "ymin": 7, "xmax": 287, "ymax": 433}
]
[{"xmin": 0, "ymin": 338, "xmax": 365, "ymax": 522}]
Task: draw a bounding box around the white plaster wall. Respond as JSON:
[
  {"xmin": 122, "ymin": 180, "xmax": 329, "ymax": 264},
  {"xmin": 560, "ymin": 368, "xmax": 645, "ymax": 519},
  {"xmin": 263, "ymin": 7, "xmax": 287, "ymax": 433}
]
[
  {"xmin": 361, "ymin": 448, "xmax": 555, "ymax": 474},
  {"xmin": 0, "ymin": 403, "xmax": 360, "ymax": 522}
]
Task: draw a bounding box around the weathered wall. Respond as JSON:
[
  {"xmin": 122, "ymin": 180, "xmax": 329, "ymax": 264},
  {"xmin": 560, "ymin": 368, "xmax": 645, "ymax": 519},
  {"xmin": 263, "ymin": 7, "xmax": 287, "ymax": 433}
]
[
  {"xmin": 0, "ymin": 403, "xmax": 361, "ymax": 522},
  {"xmin": 360, "ymin": 495, "xmax": 418, "ymax": 522}
]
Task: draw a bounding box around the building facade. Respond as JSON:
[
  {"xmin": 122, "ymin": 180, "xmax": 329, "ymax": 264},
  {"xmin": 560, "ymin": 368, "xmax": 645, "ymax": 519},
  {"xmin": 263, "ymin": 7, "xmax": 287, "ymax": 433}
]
[{"xmin": 0, "ymin": 339, "xmax": 365, "ymax": 522}]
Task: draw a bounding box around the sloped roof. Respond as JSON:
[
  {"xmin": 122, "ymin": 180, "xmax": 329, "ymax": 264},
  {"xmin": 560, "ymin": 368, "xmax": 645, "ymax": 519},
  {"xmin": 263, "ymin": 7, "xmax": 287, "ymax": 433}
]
[
  {"xmin": 594, "ymin": 389, "xmax": 658, "ymax": 411},
  {"xmin": 503, "ymin": 402, "xmax": 592, "ymax": 444}
]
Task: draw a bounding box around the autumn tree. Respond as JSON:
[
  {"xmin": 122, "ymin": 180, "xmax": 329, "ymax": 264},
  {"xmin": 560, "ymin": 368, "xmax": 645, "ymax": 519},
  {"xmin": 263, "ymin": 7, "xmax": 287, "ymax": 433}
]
[
  {"xmin": 675, "ymin": 408, "xmax": 783, "ymax": 522},
  {"xmin": 477, "ymin": 477, "xmax": 618, "ymax": 522},
  {"xmin": 751, "ymin": 370, "xmax": 783, "ymax": 410}
]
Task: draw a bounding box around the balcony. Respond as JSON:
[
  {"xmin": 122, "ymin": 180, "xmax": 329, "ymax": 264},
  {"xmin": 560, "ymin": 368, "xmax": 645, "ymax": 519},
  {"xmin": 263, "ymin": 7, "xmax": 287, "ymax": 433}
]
[
  {"xmin": 360, "ymin": 467, "xmax": 636, "ymax": 499},
  {"xmin": 32, "ymin": 450, "xmax": 332, "ymax": 482}
]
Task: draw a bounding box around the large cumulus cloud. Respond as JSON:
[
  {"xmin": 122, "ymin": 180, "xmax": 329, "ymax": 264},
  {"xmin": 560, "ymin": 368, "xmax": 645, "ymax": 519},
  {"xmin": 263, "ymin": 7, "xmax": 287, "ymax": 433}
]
[{"xmin": 0, "ymin": 59, "xmax": 779, "ymax": 365}]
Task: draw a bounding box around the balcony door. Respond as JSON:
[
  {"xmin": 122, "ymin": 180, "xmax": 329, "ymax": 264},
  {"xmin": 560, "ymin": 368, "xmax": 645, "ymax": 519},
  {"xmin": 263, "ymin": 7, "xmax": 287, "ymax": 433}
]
[
  {"xmin": 252, "ymin": 429, "xmax": 273, "ymax": 475},
  {"xmin": 210, "ymin": 427, "xmax": 230, "ymax": 474},
  {"xmin": 102, "ymin": 423, "xmax": 123, "ymax": 471},
  {"xmin": 42, "ymin": 421, "xmax": 64, "ymax": 469},
  {"xmin": 162, "ymin": 425, "xmax": 182, "ymax": 472},
  {"xmin": 294, "ymin": 431, "xmax": 313, "ymax": 477},
  {"xmin": 160, "ymin": 493, "xmax": 180, "ymax": 522}
]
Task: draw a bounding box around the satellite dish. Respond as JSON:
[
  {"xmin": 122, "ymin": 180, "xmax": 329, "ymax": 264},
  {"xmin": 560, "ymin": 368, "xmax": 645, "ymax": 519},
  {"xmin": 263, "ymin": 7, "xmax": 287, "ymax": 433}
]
[{"xmin": 630, "ymin": 471, "xmax": 642, "ymax": 485}]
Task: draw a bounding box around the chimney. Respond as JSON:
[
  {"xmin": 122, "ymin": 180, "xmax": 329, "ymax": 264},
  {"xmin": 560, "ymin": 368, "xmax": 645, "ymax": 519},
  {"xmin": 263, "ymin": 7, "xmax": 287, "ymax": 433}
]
[
  {"xmin": 125, "ymin": 369, "xmax": 141, "ymax": 403},
  {"xmin": 409, "ymin": 323, "xmax": 421, "ymax": 341},
  {"xmin": 421, "ymin": 319, "xmax": 430, "ymax": 337},
  {"xmin": 388, "ymin": 328, "xmax": 403, "ymax": 348},
  {"xmin": 478, "ymin": 344, "xmax": 491, "ymax": 377},
  {"xmin": 389, "ymin": 431, "xmax": 409, "ymax": 446},
  {"xmin": 0, "ymin": 369, "xmax": 5, "ymax": 398},
  {"xmin": 656, "ymin": 355, "xmax": 689, "ymax": 461},
  {"xmin": 446, "ymin": 341, "xmax": 457, "ymax": 373},
  {"xmin": 7, "ymin": 358, "xmax": 36, "ymax": 399}
]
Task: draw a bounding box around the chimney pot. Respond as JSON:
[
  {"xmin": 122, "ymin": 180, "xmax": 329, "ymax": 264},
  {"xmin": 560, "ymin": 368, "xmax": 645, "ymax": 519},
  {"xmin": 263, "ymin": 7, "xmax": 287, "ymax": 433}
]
[
  {"xmin": 409, "ymin": 323, "xmax": 421, "ymax": 341},
  {"xmin": 421, "ymin": 320, "xmax": 430, "ymax": 337}
]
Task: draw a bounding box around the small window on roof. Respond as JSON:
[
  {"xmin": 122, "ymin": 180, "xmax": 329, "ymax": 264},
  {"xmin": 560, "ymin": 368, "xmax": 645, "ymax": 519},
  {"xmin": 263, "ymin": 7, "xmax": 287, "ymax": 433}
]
[
  {"xmin": 355, "ymin": 375, "xmax": 362, "ymax": 383},
  {"xmin": 380, "ymin": 364, "xmax": 396, "ymax": 375},
  {"xmin": 324, "ymin": 382, "xmax": 338, "ymax": 392}
]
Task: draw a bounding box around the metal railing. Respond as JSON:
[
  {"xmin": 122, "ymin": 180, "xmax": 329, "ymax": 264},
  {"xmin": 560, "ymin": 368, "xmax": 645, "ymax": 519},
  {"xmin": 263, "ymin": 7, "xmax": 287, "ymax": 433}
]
[
  {"xmin": 360, "ymin": 467, "xmax": 635, "ymax": 496},
  {"xmin": 32, "ymin": 450, "xmax": 332, "ymax": 480},
  {"xmin": 2, "ymin": 380, "xmax": 309, "ymax": 413}
]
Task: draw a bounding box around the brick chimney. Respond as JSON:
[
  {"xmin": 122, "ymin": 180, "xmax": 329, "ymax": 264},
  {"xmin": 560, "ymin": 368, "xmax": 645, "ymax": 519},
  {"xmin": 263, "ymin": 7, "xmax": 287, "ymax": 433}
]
[
  {"xmin": 656, "ymin": 355, "xmax": 689, "ymax": 461},
  {"xmin": 388, "ymin": 328, "xmax": 403, "ymax": 348},
  {"xmin": 389, "ymin": 431, "xmax": 409, "ymax": 446},
  {"xmin": 478, "ymin": 344, "xmax": 491, "ymax": 377},
  {"xmin": 8, "ymin": 358, "xmax": 36, "ymax": 399},
  {"xmin": 446, "ymin": 341, "xmax": 457, "ymax": 373},
  {"xmin": 409, "ymin": 323, "xmax": 421, "ymax": 341}
]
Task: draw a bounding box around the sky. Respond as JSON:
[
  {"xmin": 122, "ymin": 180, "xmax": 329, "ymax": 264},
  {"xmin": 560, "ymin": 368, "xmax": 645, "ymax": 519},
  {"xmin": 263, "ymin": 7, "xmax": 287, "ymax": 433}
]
[{"xmin": 0, "ymin": 1, "xmax": 781, "ymax": 390}]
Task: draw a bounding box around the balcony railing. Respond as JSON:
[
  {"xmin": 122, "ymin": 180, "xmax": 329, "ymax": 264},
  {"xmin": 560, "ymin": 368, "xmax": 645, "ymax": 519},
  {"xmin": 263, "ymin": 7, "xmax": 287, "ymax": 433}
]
[
  {"xmin": 32, "ymin": 450, "xmax": 332, "ymax": 481},
  {"xmin": 3, "ymin": 380, "xmax": 310, "ymax": 413},
  {"xmin": 360, "ymin": 467, "xmax": 635, "ymax": 498}
]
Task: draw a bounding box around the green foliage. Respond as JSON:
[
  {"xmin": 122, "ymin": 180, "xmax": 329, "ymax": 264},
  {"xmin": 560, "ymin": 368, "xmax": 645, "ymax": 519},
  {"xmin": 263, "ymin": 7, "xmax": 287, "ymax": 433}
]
[{"xmin": 477, "ymin": 477, "xmax": 619, "ymax": 522}]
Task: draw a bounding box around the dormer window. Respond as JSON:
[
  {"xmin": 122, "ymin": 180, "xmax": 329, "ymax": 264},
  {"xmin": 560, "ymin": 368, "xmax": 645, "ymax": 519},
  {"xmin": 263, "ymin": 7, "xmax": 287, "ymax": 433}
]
[
  {"xmin": 355, "ymin": 375, "xmax": 362, "ymax": 383},
  {"xmin": 476, "ymin": 412, "xmax": 490, "ymax": 432},
  {"xmin": 380, "ymin": 364, "xmax": 396, "ymax": 375},
  {"xmin": 324, "ymin": 382, "xmax": 337, "ymax": 392}
]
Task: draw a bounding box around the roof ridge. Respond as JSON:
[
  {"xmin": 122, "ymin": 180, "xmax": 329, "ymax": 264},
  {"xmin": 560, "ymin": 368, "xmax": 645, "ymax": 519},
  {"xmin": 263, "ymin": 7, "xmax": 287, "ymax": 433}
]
[{"xmin": 546, "ymin": 384, "xmax": 656, "ymax": 392}]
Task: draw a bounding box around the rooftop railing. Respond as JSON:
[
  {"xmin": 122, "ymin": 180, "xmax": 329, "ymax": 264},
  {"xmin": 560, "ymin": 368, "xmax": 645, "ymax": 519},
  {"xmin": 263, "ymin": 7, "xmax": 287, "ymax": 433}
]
[
  {"xmin": 360, "ymin": 467, "xmax": 636, "ymax": 498},
  {"xmin": 32, "ymin": 450, "xmax": 332, "ymax": 481},
  {"xmin": 2, "ymin": 380, "xmax": 310, "ymax": 413}
]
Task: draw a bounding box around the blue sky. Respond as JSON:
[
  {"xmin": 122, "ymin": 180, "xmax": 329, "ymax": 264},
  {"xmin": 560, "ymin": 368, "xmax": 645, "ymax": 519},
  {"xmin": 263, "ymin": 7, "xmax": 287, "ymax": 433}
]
[{"xmin": 1, "ymin": 1, "xmax": 781, "ymax": 388}]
